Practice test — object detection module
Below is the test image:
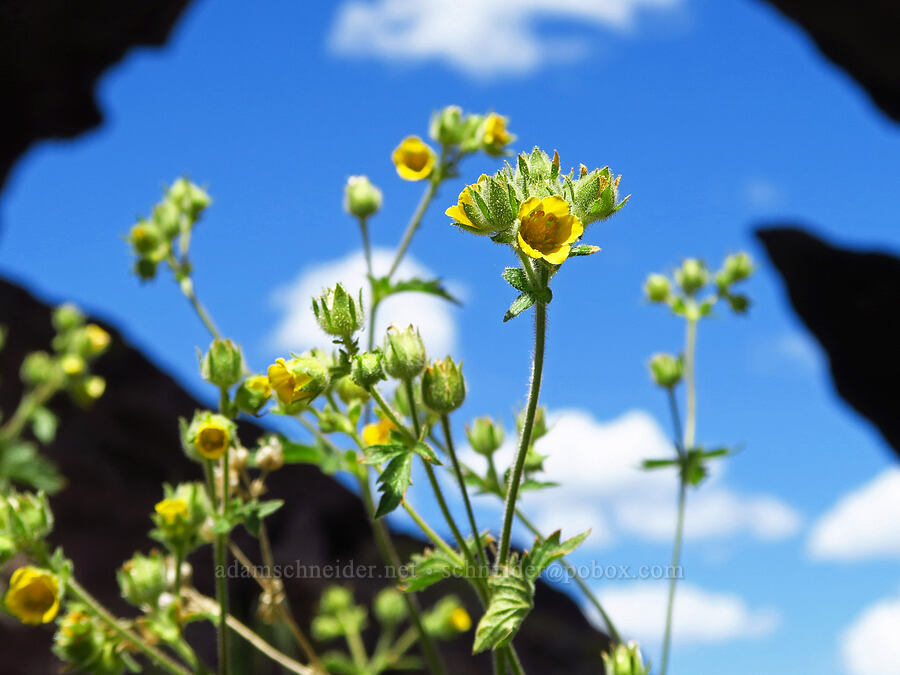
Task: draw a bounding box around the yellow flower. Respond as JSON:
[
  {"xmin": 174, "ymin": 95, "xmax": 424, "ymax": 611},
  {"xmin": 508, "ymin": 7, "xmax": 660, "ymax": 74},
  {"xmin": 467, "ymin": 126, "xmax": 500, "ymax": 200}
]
[
  {"xmin": 154, "ymin": 498, "xmax": 188, "ymax": 524},
  {"xmin": 482, "ymin": 113, "xmax": 511, "ymax": 148},
  {"xmin": 84, "ymin": 324, "xmax": 110, "ymax": 354},
  {"xmin": 245, "ymin": 375, "xmax": 271, "ymax": 397},
  {"xmin": 450, "ymin": 606, "xmax": 472, "ymax": 632},
  {"xmin": 267, "ymin": 358, "xmax": 314, "ymax": 405},
  {"xmin": 4, "ymin": 566, "xmax": 60, "ymax": 625},
  {"xmin": 444, "ymin": 174, "xmax": 488, "ymax": 229},
  {"xmin": 362, "ymin": 418, "xmax": 396, "ymax": 446},
  {"xmin": 194, "ymin": 418, "xmax": 231, "ymax": 459},
  {"xmin": 516, "ymin": 195, "xmax": 584, "ymax": 265},
  {"xmin": 60, "ymin": 354, "xmax": 85, "ymax": 376},
  {"xmin": 392, "ymin": 136, "xmax": 436, "ymax": 181}
]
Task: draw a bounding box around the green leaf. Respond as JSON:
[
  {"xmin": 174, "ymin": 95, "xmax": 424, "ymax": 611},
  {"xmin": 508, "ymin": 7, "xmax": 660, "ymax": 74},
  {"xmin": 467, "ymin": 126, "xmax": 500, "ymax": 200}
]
[
  {"xmin": 279, "ymin": 439, "xmax": 327, "ymax": 465},
  {"xmin": 473, "ymin": 565, "xmax": 534, "ymax": 653},
  {"xmin": 501, "ymin": 267, "xmax": 530, "ymax": 292},
  {"xmin": 402, "ymin": 547, "xmax": 463, "ymax": 593},
  {"xmin": 361, "ymin": 443, "xmax": 408, "ymax": 465},
  {"xmin": 641, "ymin": 458, "xmax": 679, "ymax": 471},
  {"xmin": 30, "ymin": 407, "xmax": 58, "ymax": 444},
  {"xmin": 522, "ymin": 530, "xmax": 589, "ymax": 582},
  {"xmin": 519, "ymin": 478, "xmax": 559, "ymax": 492},
  {"xmin": 371, "ymin": 276, "xmax": 460, "ymax": 307},
  {"xmin": 503, "ymin": 292, "xmax": 535, "ymax": 322},
  {"xmin": 413, "ymin": 441, "xmax": 442, "ymax": 465},
  {"xmin": 0, "ymin": 441, "xmax": 64, "ymax": 493},
  {"xmin": 374, "ymin": 453, "xmax": 414, "ymax": 519},
  {"xmin": 567, "ymin": 244, "xmax": 601, "ymax": 258}
]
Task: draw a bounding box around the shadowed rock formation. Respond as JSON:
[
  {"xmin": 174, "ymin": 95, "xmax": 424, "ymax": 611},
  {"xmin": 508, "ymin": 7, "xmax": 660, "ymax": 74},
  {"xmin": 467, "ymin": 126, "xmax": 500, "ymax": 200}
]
[
  {"xmin": 757, "ymin": 227, "xmax": 900, "ymax": 457},
  {"xmin": 0, "ymin": 276, "xmax": 610, "ymax": 674},
  {"xmin": 758, "ymin": 0, "xmax": 900, "ymax": 121}
]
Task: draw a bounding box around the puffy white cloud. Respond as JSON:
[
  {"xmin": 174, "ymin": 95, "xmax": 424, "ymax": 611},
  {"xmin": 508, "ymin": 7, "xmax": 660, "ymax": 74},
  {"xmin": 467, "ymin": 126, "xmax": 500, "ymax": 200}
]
[
  {"xmin": 808, "ymin": 469, "xmax": 900, "ymax": 561},
  {"xmin": 596, "ymin": 582, "xmax": 779, "ymax": 644},
  {"xmin": 269, "ymin": 248, "xmax": 460, "ymax": 358},
  {"xmin": 329, "ymin": 0, "xmax": 682, "ymax": 77},
  {"xmin": 841, "ymin": 593, "xmax": 900, "ymax": 675},
  {"xmin": 465, "ymin": 409, "xmax": 802, "ymax": 549}
]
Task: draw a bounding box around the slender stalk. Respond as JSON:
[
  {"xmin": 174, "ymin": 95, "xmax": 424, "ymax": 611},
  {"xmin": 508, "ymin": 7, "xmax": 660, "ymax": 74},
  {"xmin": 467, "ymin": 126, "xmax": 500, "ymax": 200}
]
[
  {"xmin": 387, "ymin": 179, "xmax": 438, "ymax": 280},
  {"xmin": 497, "ymin": 301, "xmax": 547, "ymax": 567},
  {"xmin": 0, "ymin": 381, "xmax": 59, "ymax": 443},
  {"xmin": 683, "ymin": 317, "xmax": 697, "ymax": 450},
  {"xmin": 356, "ymin": 474, "xmax": 448, "ymax": 675},
  {"xmin": 359, "ymin": 215, "xmax": 373, "ymax": 278},
  {"xmin": 66, "ymin": 578, "xmax": 192, "ymax": 675},
  {"xmin": 514, "ymin": 508, "xmax": 622, "ymax": 645},
  {"xmin": 178, "ymin": 275, "xmax": 222, "ymax": 340},
  {"xmin": 666, "ymin": 388, "xmax": 685, "ymax": 457},
  {"xmin": 440, "ymin": 414, "xmax": 485, "ymax": 570},
  {"xmin": 659, "ymin": 479, "xmax": 687, "ymax": 675},
  {"xmin": 343, "ymin": 622, "xmax": 368, "ymax": 671},
  {"xmin": 205, "ymin": 457, "xmax": 230, "ymax": 675}
]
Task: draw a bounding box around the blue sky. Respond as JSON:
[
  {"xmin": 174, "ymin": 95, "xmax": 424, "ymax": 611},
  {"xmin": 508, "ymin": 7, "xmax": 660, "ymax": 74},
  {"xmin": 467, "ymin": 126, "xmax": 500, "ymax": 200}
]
[{"xmin": 3, "ymin": 0, "xmax": 900, "ymax": 673}]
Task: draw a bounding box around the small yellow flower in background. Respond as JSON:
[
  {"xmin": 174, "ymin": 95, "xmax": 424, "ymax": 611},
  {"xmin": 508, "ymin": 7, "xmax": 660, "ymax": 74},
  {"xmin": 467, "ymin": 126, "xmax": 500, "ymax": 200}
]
[
  {"xmin": 84, "ymin": 324, "xmax": 110, "ymax": 354},
  {"xmin": 392, "ymin": 136, "xmax": 436, "ymax": 181},
  {"xmin": 268, "ymin": 358, "xmax": 313, "ymax": 405},
  {"xmin": 59, "ymin": 608, "xmax": 92, "ymax": 638},
  {"xmin": 60, "ymin": 354, "xmax": 85, "ymax": 376},
  {"xmin": 4, "ymin": 566, "xmax": 60, "ymax": 625},
  {"xmin": 516, "ymin": 195, "xmax": 584, "ymax": 265},
  {"xmin": 362, "ymin": 418, "xmax": 396, "ymax": 446},
  {"xmin": 450, "ymin": 606, "xmax": 472, "ymax": 632},
  {"xmin": 195, "ymin": 418, "xmax": 231, "ymax": 459},
  {"xmin": 245, "ymin": 375, "xmax": 271, "ymax": 397},
  {"xmin": 482, "ymin": 113, "xmax": 511, "ymax": 150},
  {"xmin": 154, "ymin": 498, "xmax": 189, "ymax": 524},
  {"xmin": 444, "ymin": 174, "xmax": 488, "ymax": 230},
  {"xmin": 84, "ymin": 376, "xmax": 106, "ymax": 400}
]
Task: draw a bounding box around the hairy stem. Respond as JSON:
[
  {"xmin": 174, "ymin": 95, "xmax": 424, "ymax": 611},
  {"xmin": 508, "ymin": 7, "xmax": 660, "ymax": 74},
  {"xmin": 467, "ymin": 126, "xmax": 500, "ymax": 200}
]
[
  {"xmin": 388, "ymin": 179, "xmax": 439, "ymax": 280},
  {"xmin": 440, "ymin": 414, "xmax": 486, "ymax": 570}
]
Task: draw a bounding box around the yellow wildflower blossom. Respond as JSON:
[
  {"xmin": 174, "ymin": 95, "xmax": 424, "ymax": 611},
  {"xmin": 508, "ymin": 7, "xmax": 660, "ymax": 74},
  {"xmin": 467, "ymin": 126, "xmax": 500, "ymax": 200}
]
[
  {"xmin": 194, "ymin": 418, "xmax": 231, "ymax": 459},
  {"xmin": 60, "ymin": 354, "xmax": 85, "ymax": 376},
  {"xmin": 84, "ymin": 324, "xmax": 111, "ymax": 354},
  {"xmin": 444, "ymin": 174, "xmax": 488, "ymax": 229},
  {"xmin": 267, "ymin": 358, "xmax": 314, "ymax": 405},
  {"xmin": 482, "ymin": 113, "xmax": 511, "ymax": 149},
  {"xmin": 392, "ymin": 136, "xmax": 436, "ymax": 181},
  {"xmin": 516, "ymin": 195, "xmax": 584, "ymax": 265},
  {"xmin": 362, "ymin": 418, "xmax": 397, "ymax": 447},
  {"xmin": 154, "ymin": 498, "xmax": 188, "ymax": 524},
  {"xmin": 450, "ymin": 606, "xmax": 472, "ymax": 632},
  {"xmin": 4, "ymin": 566, "xmax": 60, "ymax": 625}
]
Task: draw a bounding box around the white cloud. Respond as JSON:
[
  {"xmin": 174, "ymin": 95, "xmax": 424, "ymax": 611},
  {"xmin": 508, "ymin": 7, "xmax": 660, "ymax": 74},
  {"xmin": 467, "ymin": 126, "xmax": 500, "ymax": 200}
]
[
  {"xmin": 741, "ymin": 177, "xmax": 784, "ymax": 208},
  {"xmin": 465, "ymin": 409, "xmax": 802, "ymax": 549},
  {"xmin": 841, "ymin": 593, "xmax": 900, "ymax": 675},
  {"xmin": 808, "ymin": 469, "xmax": 900, "ymax": 561},
  {"xmin": 596, "ymin": 582, "xmax": 779, "ymax": 644},
  {"xmin": 270, "ymin": 248, "xmax": 460, "ymax": 358},
  {"xmin": 329, "ymin": 0, "xmax": 682, "ymax": 76},
  {"xmin": 749, "ymin": 331, "xmax": 823, "ymax": 376}
]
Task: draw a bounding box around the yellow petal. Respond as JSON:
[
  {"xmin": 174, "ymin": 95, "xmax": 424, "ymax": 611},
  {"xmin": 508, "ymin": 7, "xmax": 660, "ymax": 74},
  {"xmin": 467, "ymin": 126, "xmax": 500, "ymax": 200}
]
[
  {"xmin": 516, "ymin": 231, "xmax": 544, "ymax": 260},
  {"xmin": 541, "ymin": 195, "xmax": 571, "ymax": 219},
  {"xmin": 517, "ymin": 196, "xmax": 543, "ymax": 221},
  {"xmin": 543, "ymin": 245, "xmax": 572, "ymax": 265}
]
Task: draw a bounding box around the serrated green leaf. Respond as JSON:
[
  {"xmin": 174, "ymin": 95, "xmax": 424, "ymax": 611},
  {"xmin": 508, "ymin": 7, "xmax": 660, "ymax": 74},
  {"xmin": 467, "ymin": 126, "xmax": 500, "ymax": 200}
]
[
  {"xmin": 413, "ymin": 441, "xmax": 442, "ymax": 465},
  {"xmin": 375, "ymin": 453, "xmax": 414, "ymax": 519},
  {"xmin": 371, "ymin": 276, "xmax": 460, "ymax": 306},
  {"xmin": 473, "ymin": 566, "xmax": 534, "ymax": 653},
  {"xmin": 503, "ymin": 292, "xmax": 535, "ymax": 322},
  {"xmin": 501, "ymin": 267, "xmax": 530, "ymax": 292},
  {"xmin": 361, "ymin": 443, "xmax": 408, "ymax": 465},
  {"xmin": 522, "ymin": 530, "xmax": 589, "ymax": 582}
]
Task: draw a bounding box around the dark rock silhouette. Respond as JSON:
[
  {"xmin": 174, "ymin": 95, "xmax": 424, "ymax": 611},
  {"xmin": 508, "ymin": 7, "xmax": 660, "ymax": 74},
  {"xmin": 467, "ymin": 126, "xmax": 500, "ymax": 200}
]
[
  {"xmin": 756, "ymin": 227, "xmax": 900, "ymax": 457},
  {"xmin": 0, "ymin": 0, "xmax": 193, "ymax": 192},
  {"xmin": 0, "ymin": 276, "xmax": 610, "ymax": 674},
  {"xmin": 758, "ymin": 0, "xmax": 900, "ymax": 121}
]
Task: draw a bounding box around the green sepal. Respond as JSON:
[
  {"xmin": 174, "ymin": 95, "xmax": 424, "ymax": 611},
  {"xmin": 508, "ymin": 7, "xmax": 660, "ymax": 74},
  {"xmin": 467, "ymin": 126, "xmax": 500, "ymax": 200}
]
[{"xmin": 567, "ymin": 244, "xmax": 601, "ymax": 258}]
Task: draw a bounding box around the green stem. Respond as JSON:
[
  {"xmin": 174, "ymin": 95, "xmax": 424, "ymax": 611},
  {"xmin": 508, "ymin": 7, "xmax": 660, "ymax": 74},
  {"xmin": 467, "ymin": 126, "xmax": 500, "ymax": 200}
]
[
  {"xmin": 514, "ymin": 508, "xmax": 622, "ymax": 645},
  {"xmin": 387, "ymin": 179, "xmax": 439, "ymax": 280},
  {"xmin": 343, "ymin": 622, "xmax": 368, "ymax": 671},
  {"xmin": 659, "ymin": 478, "xmax": 687, "ymax": 675},
  {"xmin": 356, "ymin": 474, "xmax": 448, "ymax": 675},
  {"xmin": 66, "ymin": 578, "xmax": 192, "ymax": 675},
  {"xmin": 683, "ymin": 318, "xmax": 697, "ymax": 450},
  {"xmin": 440, "ymin": 414, "xmax": 486, "ymax": 570},
  {"xmin": 0, "ymin": 380, "xmax": 59, "ymax": 444},
  {"xmin": 359, "ymin": 215, "xmax": 373, "ymax": 279},
  {"xmin": 206, "ymin": 458, "xmax": 230, "ymax": 675},
  {"xmin": 666, "ymin": 388, "xmax": 685, "ymax": 457},
  {"xmin": 178, "ymin": 275, "xmax": 222, "ymax": 340},
  {"xmin": 497, "ymin": 301, "xmax": 547, "ymax": 567}
]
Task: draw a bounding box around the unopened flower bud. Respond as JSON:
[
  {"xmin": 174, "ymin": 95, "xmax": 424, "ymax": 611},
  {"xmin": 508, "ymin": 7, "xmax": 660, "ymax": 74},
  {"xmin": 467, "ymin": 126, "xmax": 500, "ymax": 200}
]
[
  {"xmin": 235, "ymin": 375, "xmax": 271, "ymax": 415},
  {"xmin": 60, "ymin": 354, "xmax": 85, "ymax": 377},
  {"xmin": 344, "ymin": 176, "xmax": 382, "ymax": 219},
  {"xmin": 374, "ymin": 588, "xmax": 407, "ymax": 626},
  {"xmin": 201, "ymin": 339, "xmax": 244, "ymax": 389},
  {"xmin": 320, "ymin": 586, "xmax": 354, "ymax": 614},
  {"xmin": 675, "ymin": 258, "xmax": 708, "ymax": 295},
  {"xmin": 421, "ymin": 357, "xmax": 465, "ymax": 413},
  {"xmin": 603, "ymin": 641, "xmax": 650, "ymax": 675},
  {"xmin": 312, "ymin": 284, "xmax": 364, "ymax": 338},
  {"xmin": 336, "ymin": 375, "xmax": 369, "ymax": 404},
  {"xmin": 649, "ymin": 353, "xmax": 683, "ymax": 389},
  {"xmin": 249, "ymin": 478, "xmax": 266, "ymax": 498},
  {"xmin": 231, "ymin": 445, "xmax": 250, "ymax": 471},
  {"xmin": 20, "ymin": 351, "xmax": 57, "ymax": 386},
  {"xmin": 129, "ymin": 221, "xmax": 162, "ymax": 255},
  {"xmin": 429, "ymin": 105, "xmax": 464, "ymax": 146},
  {"xmin": 424, "ymin": 596, "xmax": 471, "ymax": 639},
  {"xmin": 383, "ymin": 324, "xmax": 426, "ymax": 381},
  {"xmin": 118, "ymin": 551, "xmax": 166, "ymax": 608},
  {"xmin": 256, "ymin": 440, "xmax": 284, "ymax": 472},
  {"xmin": 351, "ymin": 351, "xmax": 385, "ymax": 389},
  {"xmin": 466, "ymin": 417, "xmax": 504, "ymax": 456},
  {"xmin": 52, "ymin": 304, "xmax": 84, "ymax": 333},
  {"xmin": 721, "ymin": 252, "xmax": 753, "ymax": 285},
  {"xmin": 644, "ymin": 274, "xmax": 671, "ymax": 303},
  {"xmin": 83, "ymin": 324, "xmax": 111, "ymax": 356},
  {"xmin": 134, "ymin": 258, "xmax": 159, "ymax": 281}
]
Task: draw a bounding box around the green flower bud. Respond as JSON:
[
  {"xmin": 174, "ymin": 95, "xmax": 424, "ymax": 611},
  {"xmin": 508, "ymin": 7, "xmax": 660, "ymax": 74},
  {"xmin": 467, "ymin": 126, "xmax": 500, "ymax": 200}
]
[
  {"xmin": 383, "ymin": 324, "xmax": 426, "ymax": 381},
  {"xmin": 2, "ymin": 490, "xmax": 54, "ymax": 546},
  {"xmin": 374, "ymin": 588, "xmax": 407, "ymax": 626},
  {"xmin": 312, "ymin": 284, "xmax": 364, "ymax": 338},
  {"xmin": 429, "ymin": 105, "xmax": 464, "ymax": 146},
  {"xmin": 153, "ymin": 200, "xmax": 182, "ymax": 240},
  {"xmin": 350, "ymin": 351, "xmax": 385, "ymax": 389},
  {"xmin": 466, "ymin": 417, "xmax": 504, "ymax": 456},
  {"xmin": 603, "ymin": 641, "xmax": 650, "ymax": 675},
  {"xmin": 421, "ymin": 357, "xmax": 465, "ymax": 413},
  {"xmin": 320, "ymin": 586, "xmax": 354, "ymax": 614},
  {"xmin": 722, "ymin": 252, "xmax": 753, "ymax": 285},
  {"xmin": 20, "ymin": 351, "xmax": 59, "ymax": 386},
  {"xmin": 424, "ymin": 595, "xmax": 471, "ymax": 639},
  {"xmin": 52, "ymin": 304, "xmax": 84, "ymax": 333},
  {"xmin": 644, "ymin": 274, "xmax": 671, "ymax": 303},
  {"xmin": 517, "ymin": 405, "xmax": 548, "ymax": 442},
  {"xmin": 335, "ymin": 375, "xmax": 369, "ymax": 404},
  {"xmin": 117, "ymin": 551, "xmax": 167, "ymax": 608},
  {"xmin": 311, "ymin": 614, "xmax": 344, "ymax": 640},
  {"xmin": 151, "ymin": 483, "xmax": 210, "ymax": 554},
  {"xmin": 168, "ymin": 178, "xmax": 211, "ymax": 220},
  {"xmin": 129, "ymin": 220, "xmax": 163, "ymax": 256},
  {"xmin": 267, "ymin": 356, "xmax": 329, "ymax": 410},
  {"xmin": 201, "ymin": 339, "xmax": 244, "ymax": 389},
  {"xmin": 344, "ymin": 175, "xmax": 383, "ymax": 219},
  {"xmin": 134, "ymin": 258, "xmax": 159, "ymax": 281},
  {"xmin": 54, "ymin": 606, "xmax": 126, "ymax": 675},
  {"xmin": 675, "ymin": 259, "xmax": 708, "ymax": 295},
  {"xmin": 649, "ymin": 353, "xmax": 683, "ymax": 388},
  {"xmin": 235, "ymin": 375, "xmax": 271, "ymax": 415}
]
